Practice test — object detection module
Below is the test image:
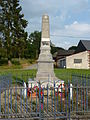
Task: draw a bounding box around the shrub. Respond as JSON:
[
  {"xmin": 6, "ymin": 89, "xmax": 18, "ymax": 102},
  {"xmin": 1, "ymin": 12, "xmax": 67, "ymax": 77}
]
[
  {"xmin": 0, "ymin": 58, "xmax": 8, "ymax": 65},
  {"xmin": 28, "ymin": 59, "xmax": 35, "ymax": 64},
  {"xmin": 11, "ymin": 59, "xmax": 20, "ymax": 65}
]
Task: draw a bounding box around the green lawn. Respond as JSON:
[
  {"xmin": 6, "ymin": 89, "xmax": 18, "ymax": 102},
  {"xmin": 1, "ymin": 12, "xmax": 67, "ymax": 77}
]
[
  {"xmin": 0, "ymin": 68, "xmax": 90, "ymax": 83},
  {"xmin": 55, "ymin": 68, "xmax": 90, "ymax": 83}
]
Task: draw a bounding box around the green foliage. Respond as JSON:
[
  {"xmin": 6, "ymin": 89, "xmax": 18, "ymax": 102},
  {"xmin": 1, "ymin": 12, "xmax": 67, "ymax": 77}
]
[
  {"xmin": 0, "ymin": 58, "xmax": 8, "ymax": 66},
  {"xmin": 11, "ymin": 59, "xmax": 20, "ymax": 65},
  {"xmin": 68, "ymin": 46, "xmax": 77, "ymax": 50},
  {"xmin": 26, "ymin": 31, "xmax": 63, "ymax": 59},
  {"xmin": 28, "ymin": 59, "xmax": 35, "ymax": 64},
  {"xmin": 25, "ymin": 31, "xmax": 41, "ymax": 59},
  {"xmin": 54, "ymin": 68, "xmax": 90, "ymax": 83},
  {"xmin": 0, "ymin": 0, "xmax": 28, "ymax": 63},
  {"xmin": 0, "ymin": 48, "xmax": 6, "ymax": 59},
  {"xmin": 0, "ymin": 69, "xmax": 90, "ymax": 83},
  {"xmin": 51, "ymin": 46, "xmax": 64, "ymax": 54}
]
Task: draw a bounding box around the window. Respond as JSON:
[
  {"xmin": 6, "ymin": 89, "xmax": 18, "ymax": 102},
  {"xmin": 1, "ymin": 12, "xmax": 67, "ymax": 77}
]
[{"xmin": 74, "ymin": 59, "xmax": 82, "ymax": 63}]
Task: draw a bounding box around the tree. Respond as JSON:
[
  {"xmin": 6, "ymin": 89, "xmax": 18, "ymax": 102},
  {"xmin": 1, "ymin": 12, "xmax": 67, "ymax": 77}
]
[
  {"xmin": 0, "ymin": 0, "xmax": 13, "ymax": 65},
  {"xmin": 0, "ymin": 39, "xmax": 2, "ymax": 59},
  {"xmin": 68, "ymin": 46, "xmax": 77, "ymax": 50},
  {"xmin": 27, "ymin": 31, "xmax": 41, "ymax": 59},
  {"xmin": 12, "ymin": 0, "xmax": 28, "ymax": 60},
  {"xmin": 51, "ymin": 45, "xmax": 64, "ymax": 54},
  {"xmin": 0, "ymin": 0, "xmax": 28, "ymax": 65},
  {"xmin": 0, "ymin": 0, "xmax": 4, "ymax": 46},
  {"xmin": 27, "ymin": 31, "xmax": 64, "ymax": 59}
]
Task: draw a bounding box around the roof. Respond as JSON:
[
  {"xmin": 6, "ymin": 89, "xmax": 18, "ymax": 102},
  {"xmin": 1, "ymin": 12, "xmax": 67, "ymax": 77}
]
[
  {"xmin": 56, "ymin": 49, "xmax": 75, "ymax": 60},
  {"xmin": 57, "ymin": 49, "xmax": 75, "ymax": 56},
  {"xmin": 81, "ymin": 40, "xmax": 90, "ymax": 50},
  {"xmin": 75, "ymin": 40, "xmax": 90, "ymax": 53}
]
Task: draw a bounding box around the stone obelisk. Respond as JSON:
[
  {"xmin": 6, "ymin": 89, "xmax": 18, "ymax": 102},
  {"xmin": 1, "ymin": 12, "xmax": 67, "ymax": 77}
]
[{"xmin": 36, "ymin": 14, "xmax": 57, "ymax": 83}]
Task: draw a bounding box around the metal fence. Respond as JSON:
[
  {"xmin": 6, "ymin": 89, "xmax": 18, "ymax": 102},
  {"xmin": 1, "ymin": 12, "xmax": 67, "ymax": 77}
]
[{"xmin": 0, "ymin": 74, "xmax": 90, "ymax": 120}]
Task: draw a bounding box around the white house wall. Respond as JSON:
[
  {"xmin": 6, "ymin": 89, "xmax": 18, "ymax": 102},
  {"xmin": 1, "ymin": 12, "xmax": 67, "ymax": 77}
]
[{"xmin": 66, "ymin": 51, "xmax": 89, "ymax": 69}]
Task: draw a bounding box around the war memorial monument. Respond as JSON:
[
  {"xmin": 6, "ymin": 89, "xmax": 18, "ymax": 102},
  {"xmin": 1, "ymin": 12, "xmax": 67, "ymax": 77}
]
[
  {"xmin": 35, "ymin": 14, "xmax": 57, "ymax": 85},
  {"xmin": 28, "ymin": 14, "xmax": 64, "ymax": 88}
]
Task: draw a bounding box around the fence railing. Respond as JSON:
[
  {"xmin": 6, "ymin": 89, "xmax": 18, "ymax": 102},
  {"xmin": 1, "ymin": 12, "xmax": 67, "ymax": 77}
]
[
  {"xmin": 72, "ymin": 74, "xmax": 90, "ymax": 87},
  {"xmin": 0, "ymin": 74, "xmax": 90, "ymax": 119}
]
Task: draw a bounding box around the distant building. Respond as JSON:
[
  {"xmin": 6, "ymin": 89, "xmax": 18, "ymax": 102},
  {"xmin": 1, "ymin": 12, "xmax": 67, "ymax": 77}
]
[
  {"xmin": 56, "ymin": 49, "xmax": 75, "ymax": 68},
  {"xmin": 75, "ymin": 40, "xmax": 90, "ymax": 53},
  {"xmin": 66, "ymin": 40, "xmax": 90, "ymax": 69},
  {"xmin": 56, "ymin": 40, "xmax": 90, "ymax": 69}
]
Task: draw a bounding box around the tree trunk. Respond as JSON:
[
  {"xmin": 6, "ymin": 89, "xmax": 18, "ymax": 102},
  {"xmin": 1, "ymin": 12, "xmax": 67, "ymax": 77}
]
[
  {"xmin": 19, "ymin": 54, "xmax": 21, "ymax": 61},
  {"xmin": 8, "ymin": 60, "xmax": 12, "ymax": 66}
]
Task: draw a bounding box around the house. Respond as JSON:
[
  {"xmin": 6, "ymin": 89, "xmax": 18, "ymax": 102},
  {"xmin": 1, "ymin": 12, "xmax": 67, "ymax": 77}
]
[
  {"xmin": 56, "ymin": 49, "xmax": 75, "ymax": 68},
  {"xmin": 66, "ymin": 40, "xmax": 90, "ymax": 69}
]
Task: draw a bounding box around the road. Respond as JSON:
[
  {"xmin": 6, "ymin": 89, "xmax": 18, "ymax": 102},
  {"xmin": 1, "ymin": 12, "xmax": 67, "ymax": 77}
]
[{"xmin": 24, "ymin": 64, "xmax": 37, "ymax": 70}]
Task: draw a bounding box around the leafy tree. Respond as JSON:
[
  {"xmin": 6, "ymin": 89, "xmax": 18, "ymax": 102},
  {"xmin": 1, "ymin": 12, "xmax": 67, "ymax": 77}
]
[
  {"xmin": 0, "ymin": 0, "xmax": 28, "ymax": 65},
  {"xmin": 0, "ymin": 38, "xmax": 6, "ymax": 59},
  {"xmin": 27, "ymin": 31, "xmax": 63, "ymax": 59},
  {"xmin": 68, "ymin": 46, "xmax": 77, "ymax": 50},
  {"xmin": 11, "ymin": 0, "xmax": 28, "ymax": 60},
  {"xmin": 51, "ymin": 45, "xmax": 64, "ymax": 54},
  {"xmin": 27, "ymin": 31, "xmax": 41, "ymax": 59},
  {"xmin": 0, "ymin": 39, "xmax": 2, "ymax": 48},
  {"xmin": 0, "ymin": 0, "xmax": 4, "ymax": 45},
  {"xmin": 0, "ymin": 0, "xmax": 13, "ymax": 65},
  {"xmin": 0, "ymin": 39, "xmax": 2, "ymax": 59}
]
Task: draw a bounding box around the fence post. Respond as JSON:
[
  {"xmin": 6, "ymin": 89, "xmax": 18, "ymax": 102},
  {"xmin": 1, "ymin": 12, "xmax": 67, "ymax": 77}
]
[
  {"xmin": 39, "ymin": 82, "xmax": 41, "ymax": 119},
  {"xmin": 15, "ymin": 76, "xmax": 17, "ymax": 113},
  {"xmin": 31, "ymin": 83, "xmax": 32, "ymax": 112},
  {"xmin": 68, "ymin": 80, "xmax": 70, "ymax": 120},
  {"xmin": 36, "ymin": 87, "xmax": 37, "ymax": 112},
  {"xmin": 84, "ymin": 75, "xmax": 86, "ymax": 111},
  {"xmin": 10, "ymin": 87, "xmax": 12, "ymax": 113},
  {"xmin": 57, "ymin": 88, "xmax": 58, "ymax": 111},
  {"xmin": 61, "ymin": 83, "xmax": 62, "ymax": 112},
  {"xmin": 20, "ymin": 88, "xmax": 22, "ymax": 113},
  {"xmin": 54, "ymin": 81, "xmax": 56, "ymax": 120},
  {"xmin": 8, "ymin": 80, "xmax": 9, "ymax": 114},
  {"xmin": 26, "ymin": 87, "xmax": 28, "ymax": 113},
  {"xmin": 5, "ymin": 88, "xmax": 6, "ymax": 114},
  {"xmin": 42, "ymin": 87, "xmax": 44, "ymax": 112},
  {"xmin": 81, "ymin": 75, "xmax": 83, "ymax": 111},
  {"xmin": 47, "ymin": 84, "xmax": 48, "ymax": 113},
  {"xmin": 65, "ymin": 84, "xmax": 67, "ymax": 117},
  {"xmin": 0, "ymin": 86, "xmax": 1, "ymax": 113},
  {"xmin": 51, "ymin": 86, "xmax": 53, "ymax": 113},
  {"xmin": 76, "ymin": 80, "xmax": 78, "ymax": 112},
  {"xmin": 86, "ymin": 75, "xmax": 89, "ymax": 111},
  {"xmin": 72, "ymin": 83, "xmax": 73, "ymax": 112}
]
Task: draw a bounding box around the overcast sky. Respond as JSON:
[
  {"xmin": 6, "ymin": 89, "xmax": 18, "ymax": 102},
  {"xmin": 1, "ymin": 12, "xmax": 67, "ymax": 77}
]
[{"xmin": 20, "ymin": 0, "xmax": 90, "ymax": 49}]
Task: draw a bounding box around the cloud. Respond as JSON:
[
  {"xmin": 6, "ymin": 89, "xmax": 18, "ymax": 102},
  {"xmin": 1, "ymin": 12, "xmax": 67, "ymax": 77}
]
[
  {"xmin": 20, "ymin": 0, "xmax": 90, "ymax": 49},
  {"xmin": 51, "ymin": 21, "xmax": 90, "ymax": 49},
  {"xmin": 65, "ymin": 21, "xmax": 90, "ymax": 34},
  {"xmin": 20, "ymin": 0, "xmax": 60, "ymax": 19},
  {"xmin": 20, "ymin": 0, "xmax": 89, "ymax": 19}
]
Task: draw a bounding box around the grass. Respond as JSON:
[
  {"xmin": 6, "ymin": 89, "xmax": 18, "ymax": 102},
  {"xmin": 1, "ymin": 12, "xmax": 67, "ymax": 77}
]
[
  {"xmin": 0, "ymin": 69, "xmax": 37, "ymax": 84},
  {"xmin": 55, "ymin": 68, "xmax": 90, "ymax": 81},
  {"xmin": 0, "ymin": 68, "xmax": 90, "ymax": 83},
  {"xmin": 0, "ymin": 58, "xmax": 36, "ymax": 69}
]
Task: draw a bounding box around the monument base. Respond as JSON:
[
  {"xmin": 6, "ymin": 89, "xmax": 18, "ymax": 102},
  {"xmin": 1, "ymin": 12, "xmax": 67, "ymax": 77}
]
[{"xmin": 35, "ymin": 60, "xmax": 58, "ymax": 83}]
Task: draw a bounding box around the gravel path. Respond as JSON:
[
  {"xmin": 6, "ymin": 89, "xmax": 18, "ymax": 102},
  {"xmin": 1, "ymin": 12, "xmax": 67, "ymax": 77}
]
[{"xmin": 23, "ymin": 64, "xmax": 37, "ymax": 70}]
